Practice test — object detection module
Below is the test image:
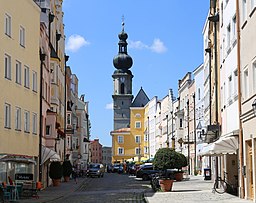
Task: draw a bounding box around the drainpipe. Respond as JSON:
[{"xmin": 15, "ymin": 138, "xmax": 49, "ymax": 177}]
[
  {"xmin": 236, "ymin": 0, "xmax": 245, "ymax": 198},
  {"xmin": 39, "ymin": 50, "xmax": 46, "ymax": 182}
]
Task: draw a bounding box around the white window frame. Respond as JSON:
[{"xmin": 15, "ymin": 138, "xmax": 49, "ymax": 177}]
[
  {"xmin": 243, "ymin": 68, "xmax": 249, "ymax": 100},
  {"xmin": 234, "ymin": 70, "xmax": 238, "ymax": 96},
  {"xmin": 118, "ymin": 147, "xmax": 124, "ymax": 155},
  {"xmin": 231, "ymin": 15, "xmax": 236, "ymax": 43},
  {"xmin": 135, "ymin": 147, "xmax": 140, "ymax": 155},
  {"xmin": 32, "ymin": 71, "xmax": 37, "ymax": 92},
  {"xmin": 67, "ymin": 113, "xmax": 71, "ymax": 125},
  {"xmin": 32, "ymin": 113, "xmax": 37, "ymax": 134},
  {"xmin": 135, "ymin": 121, "xmax": 141, "ymax": 128},
  {"xmin": 24, "ymin": 111, "xmax": 30, "ymax": 133},
  {"xmin": 15, "ymin": 107, "xmax": 21, "ymax": 130},
  {"xmin": 16, "ymin": 60, "xmax": 21, "ymax": 84},
  {"xmin": 5, "ymin": 54, "xmax": 11, "ymax": 80},
  {"xmin": 144, "ymin": 146, "xmax": 148, "ymax": 154},
  {"xmin": 135, "ymin": 135, "xmax": 141, "ymax": 143},
  {"xmin": 226, "ymin": 23, "xmax": 231, "ymax": 52},
  {"xmin": 19, "ymin": 26, "xmax": 25, "ymax": 47},
  {"xmin": 5, "ymin": 13, "xmax": 11, "ymax": 37},
  {"xmin": 118, "ymin": 135, "xmax": 124, "ymax": 143},
  {"xmin": 251, "ymin": 0, "xmax": 256, "ymax": 10},
  {"xmin": 4, "ymin": 103, "xmax": 11, "ymax": 128},
  {"xmin": 242, "ymin": 0, "xmax": 247, "ymax": 23},
  {"xmin": 24, "ymin": 66, "xmax": 29, "ymax": 88}
]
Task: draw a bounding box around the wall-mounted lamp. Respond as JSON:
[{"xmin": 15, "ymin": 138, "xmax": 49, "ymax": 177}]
[{"xmin": 252, "ymin": 99, "xmax": 256, "ymax": 116}]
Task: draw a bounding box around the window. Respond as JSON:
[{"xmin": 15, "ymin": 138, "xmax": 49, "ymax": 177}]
[
  {"xmin": 144, "ymin": 134, "xmax": 148, "ymax": 142},
  {"xmin": 135, "ymin": 147, "xmax": 141, "ymax": 155},
  {"xmin": 118, "ymin": 136, "xmax": 124, "ymax": 143},
  {"xmin": 253, "ymin": 62, "xmax": 256, "ymax": 93},
  {"xmin": 24, "ymin": 66, "xmax": 29, "ymax": 88},
  {"xmin": 32, "ymin": 71, "xmax": 37, "ymax": 92},
  {"xmin": 67, "ymin": 113, "xmax": 71, "ymax": 125},
  {"xmin": 243, "ymin": 69, "xmax": 249, "ymax": 99},
  {"xmin": 135, "ymin": 121, "xmax": 141, "ymax": 128},
  {"xmin": 4, "ymin": 103, "xmax": 11, "ymax": 128},
  {"xmin": 226, "ymin": 24, "xmax": 231, "ymax": 51},
  {"xmin": 32, "ymin": 113, "xmax": 37, "ymax": 134},
  {"xmin": 251, "ymin": 0, "xmax": 256, "ymax": 10},
  {"xmin": 121, "ymin": 83, "xmax": 125, "ymax": 94},
  {"xmin": 232, "ymin": 15, "xmax": 237, "ymax": 42},
  {"xmin": 19, "ymin": 26, "xmax": 25, "ymax": 47},
  {"xmin": 228, "ymin": 75, "xmax": 232, "ymax": 101},
  {"xmin": 144, "ymin": 146, "xmax": 148, "ymax": 154},
  {"xmin": 16, "ymin": 61, "xmax": 21, "ymax": 84},
  {"xmin": 46, "ymin": 125, "xmax": 51, "ymax": 135},
  {"xmin": 5, "ymin": 14, "xmax": 11, "ymax": 37},
  {"xmin": 198, "ymin": 88, "xmax": 201, "ymax": 100},
  {"xmin": 118, "ymin": 147, "xmax": 124, "ymax": 155},
  {"xmin": 24, "ymin": 111, "xmax": 30, "ymax": 132},
  {"xmin": 179, "ymin": 118, "xmax": 183, "ymax": 128},
  {"xmin": 234, "ymin": 70, "xmax": 238, "ymax": 96},
  {"xmin": 15, "ymin": 107, "xmax": 21, "ymax": 130},
  {"xmin": 242, "ymin": 0, "xmax": 247, "ymax": 22},
  {"xmin": 135, "ymin": 135, "xmax": 141, "ymax": 143},
  {"xmin": 5, "ymin": 54, "xmax": 11, "ymax": 80}
]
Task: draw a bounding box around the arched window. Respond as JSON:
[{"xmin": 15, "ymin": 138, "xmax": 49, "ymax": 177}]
[{"xmin": 121, "ymin": 83, "xmax": 125, "ymax": 94}]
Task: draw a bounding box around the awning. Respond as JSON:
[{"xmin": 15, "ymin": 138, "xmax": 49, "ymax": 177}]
[
  {"xmin": 0, "ymin": 154, "xmax": 36, "ymax": 164},
  {"xmin": 200, "ymin": 136, "xmax": 239, "ymax": 156},
  {"xmin": 41, "ymin": 146, "xmax": 60, "ymax": 164}
]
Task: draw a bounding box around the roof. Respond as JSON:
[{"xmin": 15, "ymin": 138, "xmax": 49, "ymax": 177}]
[{"xmin": 131, "ymin": 87, "xmax": 150, "ymax": 107}]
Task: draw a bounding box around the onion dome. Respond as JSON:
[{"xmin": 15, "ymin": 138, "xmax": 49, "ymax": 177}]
[{"xmin": 113, "ymin": 21, "xmax": 133, "ymax": 71}]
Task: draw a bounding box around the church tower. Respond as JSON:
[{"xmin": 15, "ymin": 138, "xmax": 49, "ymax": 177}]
[{"xmin": 112, "ymin": 20, "xmax": 133, "ymax": 130}]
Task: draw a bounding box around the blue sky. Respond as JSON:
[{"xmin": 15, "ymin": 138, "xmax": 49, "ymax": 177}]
[{"xmin": 62, "ymin": 1, "xmax": 209, "ymax": 147}]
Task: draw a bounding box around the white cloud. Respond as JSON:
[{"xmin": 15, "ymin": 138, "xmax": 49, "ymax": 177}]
[
  {"xmin": 105, "ymin": 103, "xmax": 113, "ymax": 110},
  {"xmin": 129, "ymin": 38, "xmax": 167, "ymax": 53},
  {"xmin": 129, "ymin": 40, "xmax": 148, "ymax": 49},
  {"xmin": 66, "ymin": 34, "xmax": 90, "ymax": 52},
  {"xmin": 150, "ymin": 38, "xmax": 167, "ymax": 53}
]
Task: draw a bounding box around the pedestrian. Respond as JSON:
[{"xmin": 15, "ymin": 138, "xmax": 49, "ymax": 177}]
[{"xmin": 72, "ymin": 168, "xmax": 78, "ymax": 184}]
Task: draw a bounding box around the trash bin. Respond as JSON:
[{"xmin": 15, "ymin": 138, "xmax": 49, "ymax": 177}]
[{"xmin": 204, "ymin": 168, "xmax": 211, "ymax": 180}]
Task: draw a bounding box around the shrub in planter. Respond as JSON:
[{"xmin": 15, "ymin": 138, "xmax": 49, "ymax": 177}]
[
  {"xmin": 153, "ymin": 148, "xmax": 179, "ymax": 191},
  {"xmin": 49, "ymin": 161, "xmax": 63, "ymax": 186},
  {"xmin": 62, "ymin": 160, "xmax": 72, "ymax": 182}
]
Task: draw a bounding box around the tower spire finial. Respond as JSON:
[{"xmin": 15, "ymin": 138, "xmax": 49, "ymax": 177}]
[{"xmin": 122, "ymin": 15, "xmax": 125, "ymax": 31}]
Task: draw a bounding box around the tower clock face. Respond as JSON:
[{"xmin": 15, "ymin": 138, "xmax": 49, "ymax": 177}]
[{"xmin": 120, "ymin": 77, "xmax": 125, "ymax": 83}]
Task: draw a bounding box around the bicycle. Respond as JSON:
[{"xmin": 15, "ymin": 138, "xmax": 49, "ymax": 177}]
[
  {"xmin": 212, "ymin": 172, "xmax": 238, "ymax": 195},
  {"xmin": 150, "ymin": 173, "xmax": 161, "ymax": 192}
]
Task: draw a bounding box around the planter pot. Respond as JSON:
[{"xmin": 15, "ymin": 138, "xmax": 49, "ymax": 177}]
[
  {"xmin": 175, "ymin": 172, "xmax": 184, "ymax": 181},
  {"xmin": 64, "ymin": 176, "xmax": 70, "ymax": 182},
  {"xmin": 52, "ymin": 179, "xmax": 61, "ymax": 186},
  {"xmin": 159, "ymin": 179, "xmax": 174, "ymax": 192}
]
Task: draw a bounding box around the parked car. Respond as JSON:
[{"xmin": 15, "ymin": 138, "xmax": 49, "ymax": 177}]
[
  {"xmin": 87, "ymin": 163, "xmax": 104, "ymax": 178},
  {"xmin": 136, "ymin": 164, "xmax": 158, "ymax": 181},
  {"xmin": 112, "ymin": 163, "xmax": 123, "ymax": 173}
]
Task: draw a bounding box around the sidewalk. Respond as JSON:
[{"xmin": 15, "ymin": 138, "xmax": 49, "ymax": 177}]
[
  {"xmin": 144, "ymin": 175, "xmax": 253, "ymax": 203},
  {"xmin": 18, "ymin": 177, "xmax": 86, "ymax": 203}
]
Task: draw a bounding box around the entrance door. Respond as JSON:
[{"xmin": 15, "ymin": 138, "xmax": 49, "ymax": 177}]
[{"xmin": 247, "ymin": 141, "xmax": 254, "ymax": 199}]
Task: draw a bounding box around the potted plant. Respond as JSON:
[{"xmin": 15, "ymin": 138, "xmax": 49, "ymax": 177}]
[
  {"xmin": 174, "ymin": 152, "xmax": 188, "ymax": 181},
  {"xmin": 153, "ymin": 148, "xmax": 178, "ymax": 192},
  {"xmin": 62, "ymin": 160, "xmax": 73, "ymax": 182},
  {"xmin": 49, "ymin": 161, "xmax": 63, "ymax": 186}
]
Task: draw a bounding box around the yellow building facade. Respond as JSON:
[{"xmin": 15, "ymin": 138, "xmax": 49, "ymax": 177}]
[
  {"xmin": 0, "ymin": 0, "xmax": 41, "ymax": 156},
  {"xmin": 111, "ymin": 107, "xmax": 146, "ymax": 163}
]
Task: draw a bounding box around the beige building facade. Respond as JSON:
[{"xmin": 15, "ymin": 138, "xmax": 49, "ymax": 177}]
[{"xmin": 0, "ymin": 0, "xmax": 41, "ymax": 182}]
